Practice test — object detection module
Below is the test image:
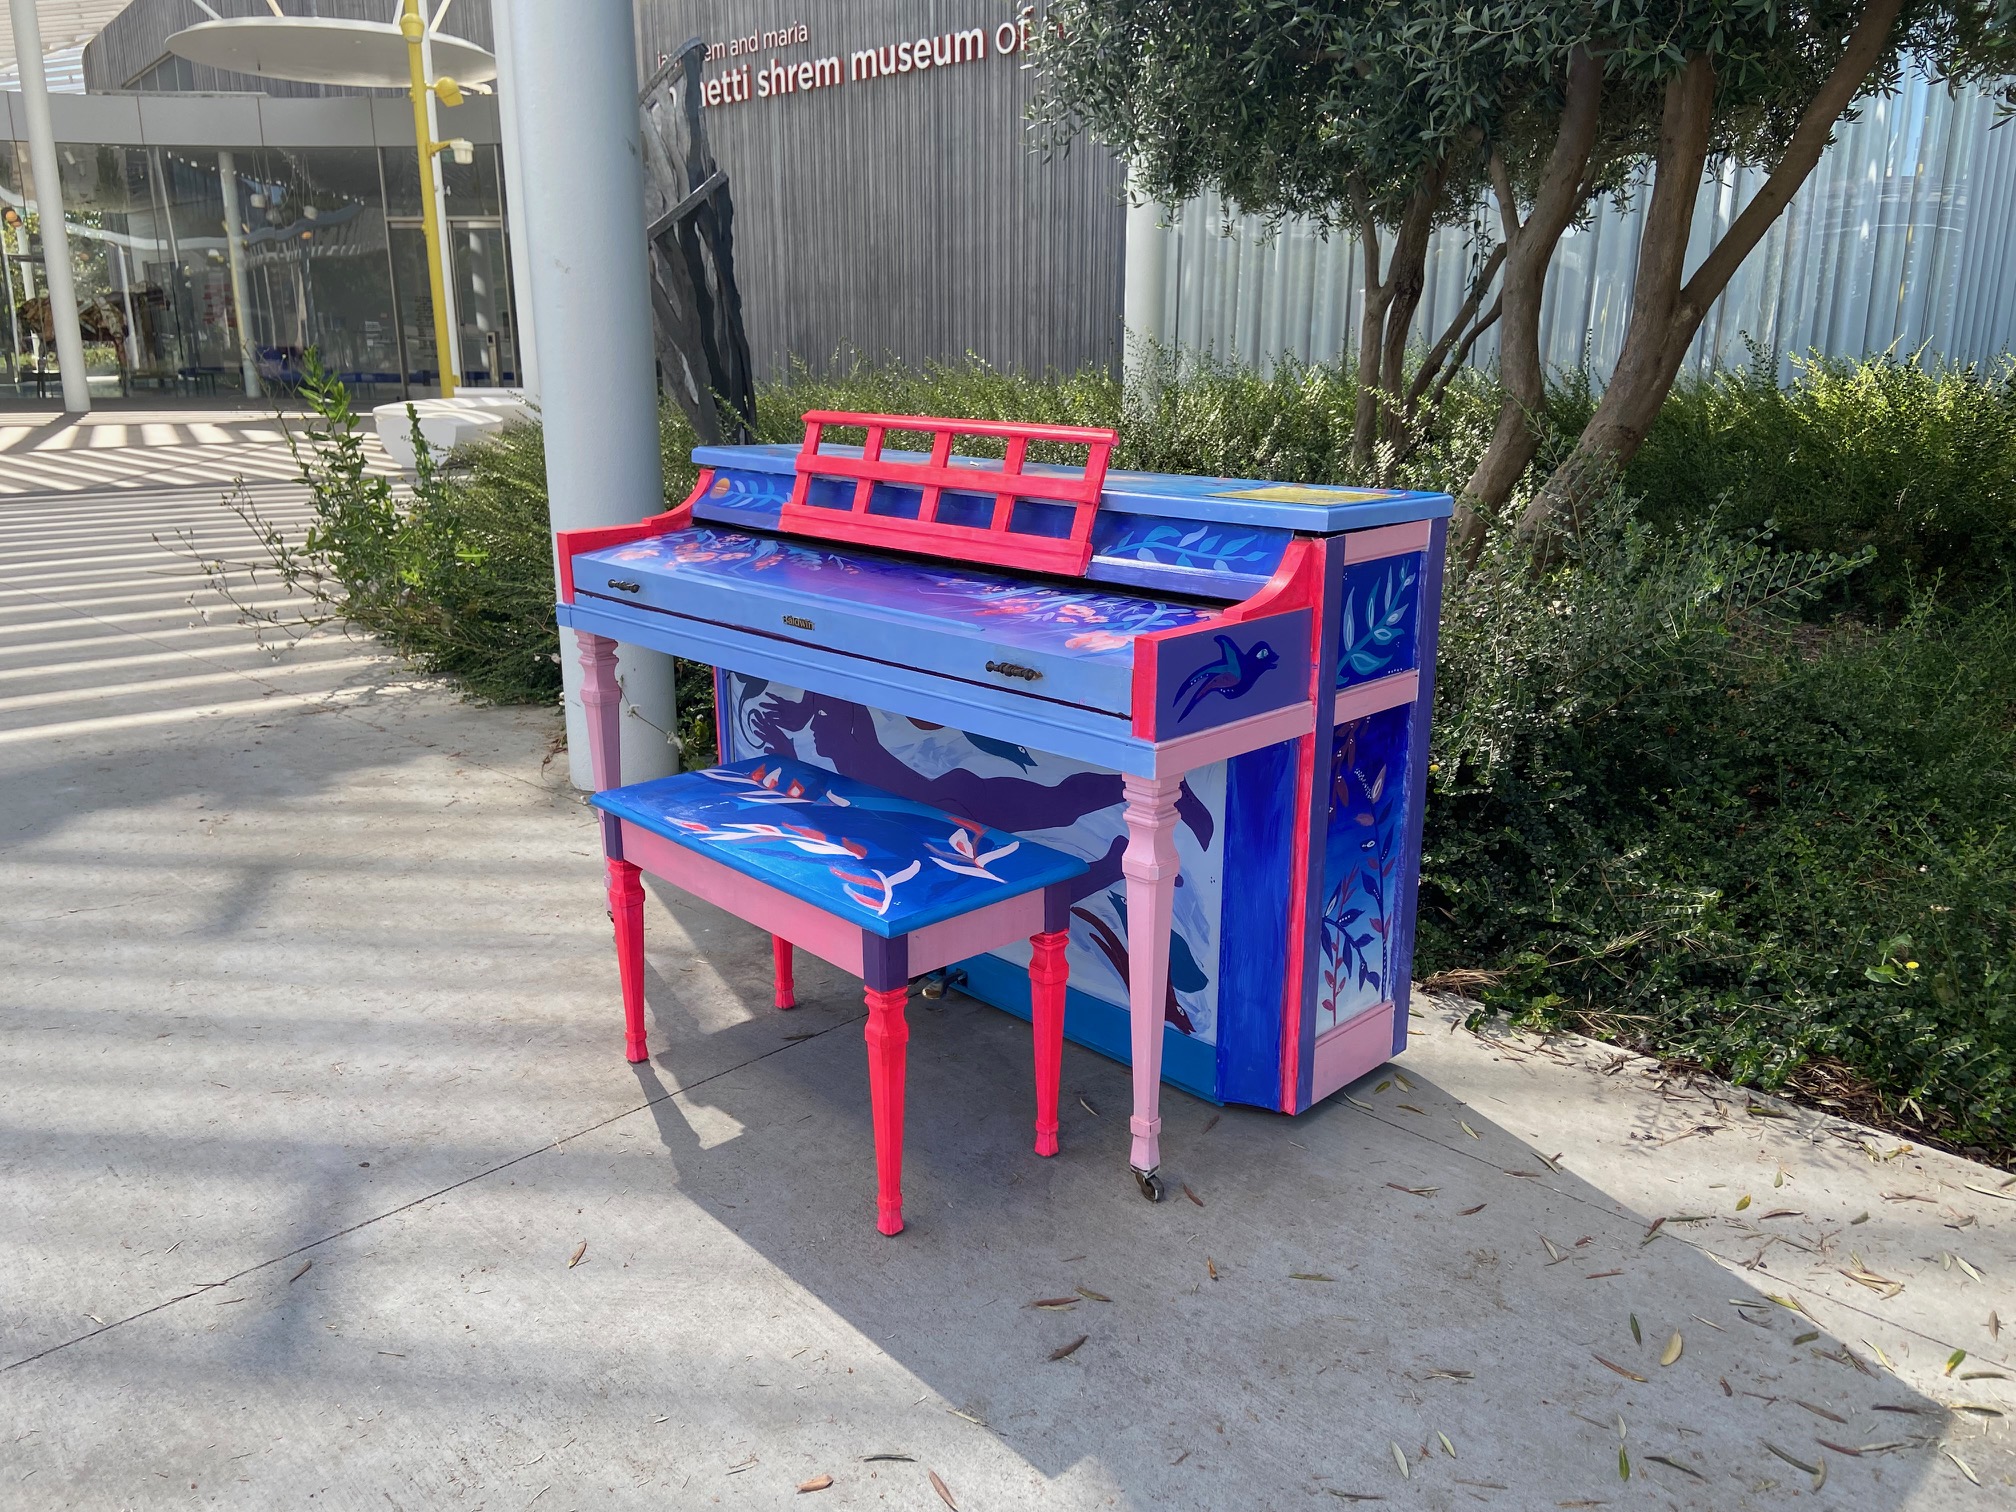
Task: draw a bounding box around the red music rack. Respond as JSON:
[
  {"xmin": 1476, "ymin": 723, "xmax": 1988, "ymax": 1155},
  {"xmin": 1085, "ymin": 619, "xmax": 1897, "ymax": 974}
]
[{"xmin": 780, "ymin": 411, "xmax": 1118, "ymax": 577}]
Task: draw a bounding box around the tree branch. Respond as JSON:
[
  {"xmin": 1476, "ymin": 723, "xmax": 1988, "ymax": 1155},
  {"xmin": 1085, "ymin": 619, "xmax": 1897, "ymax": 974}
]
[
  {"xmin": 1679, "ymin": 0, "xmax": 1907, "ymax": 317},
  {"xmin": 1407, "ymin": 241, "xmax": 1505, "ymax": 411},
  {"xmin": 1429, "ymin": 294, "xmax": 1502, "ymax": 412},
  {"xmin": 1488, "ymin": 148, "xmax": 1520, "ymax": 242}
]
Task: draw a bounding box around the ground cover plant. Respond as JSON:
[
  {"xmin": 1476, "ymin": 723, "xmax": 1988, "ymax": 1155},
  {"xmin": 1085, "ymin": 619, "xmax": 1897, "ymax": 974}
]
[{"xmin": 245, "ymin": 349, "xmax": 2016, "ymax": 1161}]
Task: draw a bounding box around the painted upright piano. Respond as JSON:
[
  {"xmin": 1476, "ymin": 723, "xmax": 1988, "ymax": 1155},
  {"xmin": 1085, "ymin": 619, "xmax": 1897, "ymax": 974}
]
[{"xmin": 558, "ymin": 412, "xmax": 1450, "ymax": 1194}]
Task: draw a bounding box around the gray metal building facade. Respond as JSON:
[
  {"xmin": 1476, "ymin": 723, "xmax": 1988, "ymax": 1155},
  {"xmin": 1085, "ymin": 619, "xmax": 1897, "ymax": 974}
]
[
  {"xmin": 79, "ymin": 0, "xmax": 1128, "ymax": 382},
  {"xmin": 635, "ymin": 1, "xmax": 1124, "ymax": 380}
]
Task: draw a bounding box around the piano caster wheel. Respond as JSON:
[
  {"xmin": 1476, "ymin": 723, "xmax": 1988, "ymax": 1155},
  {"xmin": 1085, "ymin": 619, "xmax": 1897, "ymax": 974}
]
[{"xmin": 1132, "ymin": 1167, "xmax": 1164, "ymax": 1203}]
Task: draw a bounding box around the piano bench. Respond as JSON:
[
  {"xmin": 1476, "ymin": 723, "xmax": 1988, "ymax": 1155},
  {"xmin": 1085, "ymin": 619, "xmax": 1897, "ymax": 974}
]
[{"xmin": 589, "ymin": 755, "xmax": 1089, "ymax": 1236}]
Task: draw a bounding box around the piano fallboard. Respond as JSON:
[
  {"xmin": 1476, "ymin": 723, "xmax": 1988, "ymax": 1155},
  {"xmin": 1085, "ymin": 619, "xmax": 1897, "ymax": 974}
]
[{"xmin": 573, "ymin": 524, "xmax": 1219, "ymax": 720}]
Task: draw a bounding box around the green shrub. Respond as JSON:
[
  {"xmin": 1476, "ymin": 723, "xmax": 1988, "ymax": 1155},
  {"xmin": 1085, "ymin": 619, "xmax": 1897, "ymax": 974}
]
[
  {"xmin": 1611, "ymin": 351, "xmax": 2016, "ymax": 614},
  {"xmin": 1422, "ymin": 499, "xmax": 2016, "ymax": 1152}
]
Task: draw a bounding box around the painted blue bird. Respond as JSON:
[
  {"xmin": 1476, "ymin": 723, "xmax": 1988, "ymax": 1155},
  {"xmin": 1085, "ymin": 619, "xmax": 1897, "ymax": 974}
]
[
  {"xmin": 963, "ymin": 732, "xmax": 1040, "ymax": 770},
  {"xmin": 1173, "ymin": 634, "xmax": 1280, "ymax": 719}
]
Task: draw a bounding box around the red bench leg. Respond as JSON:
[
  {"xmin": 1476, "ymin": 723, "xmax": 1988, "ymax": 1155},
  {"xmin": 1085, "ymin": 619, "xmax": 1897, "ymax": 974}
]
[
  {"xmin": 863, "ymin": 983, "xmax": 910, "ymax": 1235},
  {"xmin": 772, "ymin": 936, "xmax": 797, "ymax": 1009},
  {"xmin": 607, "ymin": 859, "xmax": 648, "ymax": 1063},
  {"xmin": 1029, "ymin": 929, "xmax": 1067, "ymax": 1156}
]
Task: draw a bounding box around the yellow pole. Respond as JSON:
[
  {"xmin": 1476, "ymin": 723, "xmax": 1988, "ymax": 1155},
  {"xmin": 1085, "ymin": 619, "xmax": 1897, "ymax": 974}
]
[{"xmin": 401, "ymin": 0, "xmax": 456, "ymax": 397}]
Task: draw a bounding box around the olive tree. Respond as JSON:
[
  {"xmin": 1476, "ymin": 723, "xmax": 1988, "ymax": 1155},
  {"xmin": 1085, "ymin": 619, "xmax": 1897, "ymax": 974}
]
[{"xmin": 1038, "ymin": 1, "xmax": 2015, "ymax": 545}]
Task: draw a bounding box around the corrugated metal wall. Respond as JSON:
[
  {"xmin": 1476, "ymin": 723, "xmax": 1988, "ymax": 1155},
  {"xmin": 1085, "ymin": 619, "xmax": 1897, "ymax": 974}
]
[
  {"xmin": 1138, "ymin": 71, "xmax": 2016, "ymax": 382},
  {"xmin": 635, "ymin": 0, "xmax": 1125, "ymax": 381}
]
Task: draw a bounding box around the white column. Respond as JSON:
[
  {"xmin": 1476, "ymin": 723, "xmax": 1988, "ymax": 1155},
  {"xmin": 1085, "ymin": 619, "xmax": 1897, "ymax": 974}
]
[
  {"xmin": 491, "ymin": 0, "xmax": 539, "ymax": 395},
  {"xmin": 511, "ymin": 0, "xmax": 676, "ymax": 790},
  {"xmin": 216, "ymin": 151, "xmax": 261, "ymax": 399},
  {"xmin": 1122, "ymin": 170, "xmax": 1169, "ymax": 393},
  {"xmin": 419, "ymin": 1, "xmax": 462, "ymax": 386},
  {"xmin": 9, "ymin": 0, "xmax": 89, "ymax": 412}
]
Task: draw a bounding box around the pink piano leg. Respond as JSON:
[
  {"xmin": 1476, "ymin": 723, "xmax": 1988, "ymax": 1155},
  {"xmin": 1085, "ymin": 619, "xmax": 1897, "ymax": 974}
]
[
  {"xmin": 609, "ymin": 860, "xmax": 649, "ymax": 1062},
  {"xmin": 772, "ymin": 936, "xmax": 797, "ymax": 1009},
  {"xmin": 1028, "ymin": 928, "xmax": 1067, "ymax": 1156},
  {"xmin": 579, "ymin": 631, "xmax": 647, "ymax": 1061},
  {"xmin": 1121, "ymin": 772, "xmax": 1183, "ymax": 1201},
  {"xmin": 863, "ymin": 983, "xmax": 910, "ymax": 1235}
]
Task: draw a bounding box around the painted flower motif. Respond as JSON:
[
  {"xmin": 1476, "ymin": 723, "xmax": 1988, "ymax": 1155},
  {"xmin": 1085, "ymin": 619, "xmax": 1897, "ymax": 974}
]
[
  {"xmin": 833, "ymin": 860, "xmax": 922, "ymax": 916},
  {"xmin": 927, "ymin": 818, "xmax": 1022, "ymax": 881},
  {"xmin": 668, "ymin": 817, "xmax": 867, "ymax": 858},
  {"xmin": 1065, "ymin": 630, "xmax": 1132, "ymax": 652}
]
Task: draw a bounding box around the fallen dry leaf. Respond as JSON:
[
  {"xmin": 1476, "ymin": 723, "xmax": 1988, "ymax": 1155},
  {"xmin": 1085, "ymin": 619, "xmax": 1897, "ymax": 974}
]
[
  {"xmin": 1396, "ymin": 1103, "xmax": 1428, "ymax": 1116},
  {"xmin": 1629, "ymin": 1314, "xmax": 1642, "ymax": 1345},
  {"xmin": 1794, "ymin": 1400, "xmax": 1845, "ymax": 1424},
  {"xmin": 1030, "ymin": 1296, "xmax": 1078, "ymax": 1310},
  {"xmin": 1387, "ymin": 1183, "xmax": 1438, "ymax": 1198},
  {"xmin": 1943, "ymin": 1449, "xmax": 1980, "ymax": 1487},
  {"xmin": 1206, "ymin": 1256, "xmax": 1219, "ymax": 1281},
  {"xmin": 1201, "ymin": 1113, "xmax": 1220, "ymax": 1134},
  {"xmin": 1459, "ymin": 1203, "xmax": 1486, "ymax": 1216},
  {"xmin": 1989, "ymin": 1310, "xmax": 2002, "ymax": 1340},
  {"xmin": 1048, "ymin": 1335, "xmax": 1088, "ymax": 1362},
  {"xmin": 1077, "ymin": 1095, "xmax": 1099, "ymax": 1118},
  {"xmin": 1764, "ymin": 1443, "xmax": 1818, "ymax": 1475},
  {"xmin": 1736, "ymin": 1194, "xmax": 1752, "ymax": 1211},
  {"xmin": 1660, "ymin": 1333, "xmax": 1683, "ymax": 1367},
  {"xmin": 796, "ymin": 1474, "xmax": 833, "ymax": 1493},
  {"xmin": 1458, "ymin": 1121, "xmax": 1480, "ymax": 1140},
  {"xmin": 1618, "ymin": 1445, "xmax": 1630, "ymax": 1480},
  {"xmin": 1816, "ymin": 1439, "xmax": 1862, "ymax": 1457},
  {"xmin": 1945, "ymin": 1348, "xmax": 1967, "ymax": 1375},
  {"xmin": 930, "ymin": 1468, "xmax": 960, "ymax": 1509},
  {"xmin": 1182, "ymin": 1183, "xmax": 1204, "ymax": 1208},
  {"xmin": 1585, "ymin": 1270, "xmax": 1623, "ymax": 1280},
  {"xmin": 1290, "ymin": 1272, "xmax": 1337, "ymax": 1282},
  {"xmin": 289, "ymin": 1261, "xmax": 312, "ymax": 1284},
  {"xmin": 567, "ymin": 1241, "xmax": 587, "ymax": 1269},
  {"xmin": 1075, "ymin": 1286, "xmax": 1112, "ymax": 1303},
  {"xmin": 1390, "ymin": 1441, "xmax": 1409, "ymax": 1479},
  {"xmin": 1437, "ymin": 1432, "xmax": 1456, "ymax": 1458},
  {"xmin": 1644, "ymin": 1454, "xmax": 1704, "ymax": 1480},
  {"xmin": 1594, "ymin": 1355, "xmax": 1648, "ymax": 1383}
]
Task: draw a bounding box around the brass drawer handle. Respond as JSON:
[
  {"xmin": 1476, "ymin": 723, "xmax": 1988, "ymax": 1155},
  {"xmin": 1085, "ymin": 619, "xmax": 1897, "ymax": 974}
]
[
  {"xmin": 986, "ymin": 660, "xmax": 1041, "ymax": 682},
  {"xmin": 606, "ymin": 578, "xmax": 642, "ymax": 593}
]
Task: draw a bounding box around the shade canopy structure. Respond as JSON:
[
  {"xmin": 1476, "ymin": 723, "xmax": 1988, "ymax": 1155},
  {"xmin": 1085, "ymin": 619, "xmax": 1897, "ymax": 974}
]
[{"xmin": 164, "ymin": 17, "xmax": 496, "ymax": 88}]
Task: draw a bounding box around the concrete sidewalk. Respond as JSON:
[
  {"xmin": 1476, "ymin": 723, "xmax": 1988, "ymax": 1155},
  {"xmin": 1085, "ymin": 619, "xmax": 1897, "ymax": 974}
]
[{"xmin": 1, "ymin": 443, "xmax": 2010, "ymax": 1510}]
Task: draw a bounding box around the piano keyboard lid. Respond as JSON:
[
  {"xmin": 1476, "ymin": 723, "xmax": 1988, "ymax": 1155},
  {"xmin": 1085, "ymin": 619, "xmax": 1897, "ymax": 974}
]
[
  {"xmin": 577, "ymin": 524, "xmax": 1216, "ymax": 669},
  {"xmin": 689, "ymin": 442, "xmax": 1452, "ymax": 603}
]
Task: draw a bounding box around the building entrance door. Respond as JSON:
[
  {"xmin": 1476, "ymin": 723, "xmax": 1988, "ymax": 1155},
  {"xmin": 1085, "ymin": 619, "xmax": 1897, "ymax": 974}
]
[{"xmin": 389, "ymin": 218, "xmax": 518, "ymax": 393}]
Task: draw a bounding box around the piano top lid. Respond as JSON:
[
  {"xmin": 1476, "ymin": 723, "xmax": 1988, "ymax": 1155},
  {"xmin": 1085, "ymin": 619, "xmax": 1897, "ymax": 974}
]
[{"xmin": 691, "ymin": 442, "xmax": 1454, "ymax": 534}]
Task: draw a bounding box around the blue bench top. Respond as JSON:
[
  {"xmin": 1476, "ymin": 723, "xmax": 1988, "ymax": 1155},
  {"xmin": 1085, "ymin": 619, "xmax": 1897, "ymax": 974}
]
[{"xmin": 591, "ymin": 755, "xmax": 1088, "ymax": 937}]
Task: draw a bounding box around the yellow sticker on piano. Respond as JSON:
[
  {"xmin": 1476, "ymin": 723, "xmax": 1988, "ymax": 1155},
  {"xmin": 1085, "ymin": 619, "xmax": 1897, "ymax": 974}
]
[{"xmin": 1213, "ymin": 484, "xmax": 1394, "ymax": 504}]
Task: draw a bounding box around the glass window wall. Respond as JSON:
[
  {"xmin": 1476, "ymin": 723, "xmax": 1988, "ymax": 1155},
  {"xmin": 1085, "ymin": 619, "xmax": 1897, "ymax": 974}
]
[{"xmin": 1, "ymin": 141, "xmax": 517, "ymax": 401}]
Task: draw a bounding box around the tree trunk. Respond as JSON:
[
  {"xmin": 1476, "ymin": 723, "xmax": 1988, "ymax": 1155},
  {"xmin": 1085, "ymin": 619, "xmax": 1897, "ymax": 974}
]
[
  {"xmin": 1350, "ymin": 215, "xmax": 1389, "ymax": 471},
  {"xmin": 1374, "ymin": 169, "xmax": 1449, "ymax": 456},
  {"xmin": 1516, "ymin": 0, "xmax": 1908, "ymax": 543},
  {"xmin": 1452, "ymin": 48, "xmax": 1603, "ymax": 563}
]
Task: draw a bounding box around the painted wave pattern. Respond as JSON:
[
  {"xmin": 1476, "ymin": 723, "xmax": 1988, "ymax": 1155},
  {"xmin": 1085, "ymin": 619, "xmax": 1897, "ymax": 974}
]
[{"xmin": 723, "ymin": 674, "xmax": 1228, "ymax": 1043}]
